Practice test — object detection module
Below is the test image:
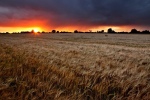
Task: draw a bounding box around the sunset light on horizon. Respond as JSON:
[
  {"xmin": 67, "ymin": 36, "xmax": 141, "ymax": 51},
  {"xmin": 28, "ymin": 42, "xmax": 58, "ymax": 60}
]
[
  {"xmin": 0, "ymin": 25, "xmax": 145, "ymax": 33},
  {"xmin": 0, "ymin": 0, "xmax": 150, "ymax": 33}
]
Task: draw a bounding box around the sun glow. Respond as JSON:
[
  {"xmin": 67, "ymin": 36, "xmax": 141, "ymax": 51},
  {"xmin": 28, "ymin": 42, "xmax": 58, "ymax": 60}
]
[{"xmin": 33, "ymin": 28, "xmax": 41, "ymax": 33}]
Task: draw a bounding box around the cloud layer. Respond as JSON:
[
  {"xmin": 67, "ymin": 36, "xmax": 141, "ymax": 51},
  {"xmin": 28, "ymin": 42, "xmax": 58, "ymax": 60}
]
[{"xmin": 0, "ymin": 0, "xmax": 150, "ymax": 31}]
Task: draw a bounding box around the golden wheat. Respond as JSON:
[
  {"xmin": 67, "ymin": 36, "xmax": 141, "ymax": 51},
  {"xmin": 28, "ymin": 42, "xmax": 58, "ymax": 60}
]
[{"xmin": 0, "ymin": 33, "xmax": 150, "ymax": 99}]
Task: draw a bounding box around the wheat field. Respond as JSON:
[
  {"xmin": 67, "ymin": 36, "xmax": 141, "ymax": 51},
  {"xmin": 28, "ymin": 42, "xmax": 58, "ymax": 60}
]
[{"xmin": 0, "ymin": 33, "xmax": 150, "ymax": 100}]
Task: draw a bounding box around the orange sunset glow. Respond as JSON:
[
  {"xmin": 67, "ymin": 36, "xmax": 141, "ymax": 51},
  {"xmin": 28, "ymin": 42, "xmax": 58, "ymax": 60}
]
[
  {"xmin": 0, "ymin": 25, "xmax": 137, "ymax": 33},
  {"xmin": 0, "ymin": 18, "xmax": 47, "ymax": 32},
  {"xmin": 0, "ymin": 8, "xmax": 147, "ymax": 33},
  {"xmin": 0, "ymin": 0, "xmax": 150, "ymax": 33}
]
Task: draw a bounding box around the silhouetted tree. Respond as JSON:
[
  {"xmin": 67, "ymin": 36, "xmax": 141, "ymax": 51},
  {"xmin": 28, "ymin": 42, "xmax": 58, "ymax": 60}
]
[
  {"xmin": 42, "ymin": 31, "xmax": 45, "ymax": 33},
  {"xmin": 52, "ymin": 30, "xmax": 56, "ymax": 33},
  {"xmin": 130, "ymin": 29, "xmax": 137, "ymax": 33},
  {"xmin": 31, "ymin": 30, "xmax": 35, "ymax": 33},
  {"xmin": 107, "ymin": 28, "xmax": 116, "ymax": 33},
  {"xmin": 130, "ymin": 29, "xmax": 140, "ymax": 33},
  {"xmin": 142, "ymin": 30, "xmax": 150, "ymax": 33},
  {"xmin": 97, "ymin": 30, "xmax": 104, "ymax": 33},
  {"xmin": 57, "ymin": 31, "xmax": 59, "ymax": 33},
  {"xmin": 21, "ymin": 31, "xmax": 30, "ymax": 34},
  {"xmin": 6, "ymin": 32, "xmax": 9, "ymax": 34},
  {"xmin": 74, "ymin": 30, "xmax": 78, "ymax": 33},
  {"xmin": 101, "ymin": 30, "xmax": 104, "ymax": 33}
]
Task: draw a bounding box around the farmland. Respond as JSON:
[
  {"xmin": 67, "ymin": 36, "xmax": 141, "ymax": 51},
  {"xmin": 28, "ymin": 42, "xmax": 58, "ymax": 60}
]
[{"xmin": 0, "ymin": 33, "xmax": 150, "ymax": 99}]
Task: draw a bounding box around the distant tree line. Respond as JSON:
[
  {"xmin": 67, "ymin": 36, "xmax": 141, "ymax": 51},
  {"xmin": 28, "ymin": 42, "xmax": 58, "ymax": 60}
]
[
  {"xmin": 49, "ymin": 28, "xmax": 150, "ymax": 34},
  {"xmin": 107, "ymin": 28, "xmax": 150, "ymax": 34},
  {"xmin": 0, "ymin": 28, "xmax": 150, "ymax": 34}
]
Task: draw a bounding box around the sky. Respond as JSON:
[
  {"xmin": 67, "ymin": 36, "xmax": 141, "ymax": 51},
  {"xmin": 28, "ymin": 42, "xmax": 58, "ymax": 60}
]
[{"xmin": 0, "ymin": 0, "xmax": 150, "ymax": 32}]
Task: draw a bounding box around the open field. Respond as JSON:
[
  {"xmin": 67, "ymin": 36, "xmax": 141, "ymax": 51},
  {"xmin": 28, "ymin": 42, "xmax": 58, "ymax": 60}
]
[{"xmin": 0, "ymin": 33, "xmax": 150, "ymax": 99}]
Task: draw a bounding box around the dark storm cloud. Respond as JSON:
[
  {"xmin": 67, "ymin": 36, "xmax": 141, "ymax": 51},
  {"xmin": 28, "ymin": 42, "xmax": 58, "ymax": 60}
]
[{"xmin": 0, "ymin": 0, "xmax": 150, "ymax": 27}]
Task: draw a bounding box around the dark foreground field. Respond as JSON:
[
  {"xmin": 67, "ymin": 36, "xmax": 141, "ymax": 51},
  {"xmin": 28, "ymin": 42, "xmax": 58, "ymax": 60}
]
[{"xmin": 0, "ymin": 33, "xmax": 150, "ymax": 99}]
